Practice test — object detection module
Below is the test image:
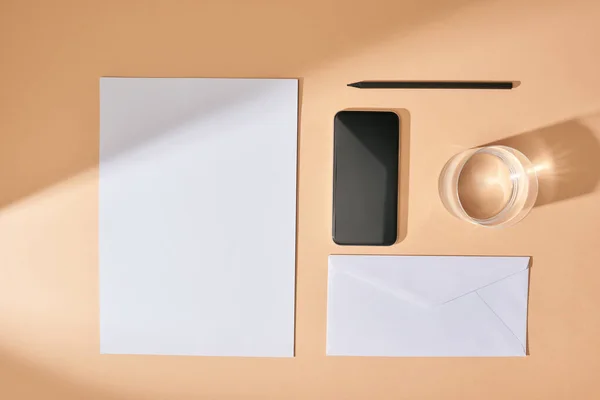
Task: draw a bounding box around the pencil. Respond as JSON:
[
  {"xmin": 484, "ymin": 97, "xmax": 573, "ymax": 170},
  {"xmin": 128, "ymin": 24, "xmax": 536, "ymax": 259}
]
[{"xmin": 347, "ymin": 81, "xmax": 518, "ymax": 90}]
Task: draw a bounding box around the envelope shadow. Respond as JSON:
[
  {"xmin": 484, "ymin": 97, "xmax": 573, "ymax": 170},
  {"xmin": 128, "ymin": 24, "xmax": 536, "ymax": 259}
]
[{"xmin": 526, "ymin": 258, "xmax": 533, "ymax": 356}]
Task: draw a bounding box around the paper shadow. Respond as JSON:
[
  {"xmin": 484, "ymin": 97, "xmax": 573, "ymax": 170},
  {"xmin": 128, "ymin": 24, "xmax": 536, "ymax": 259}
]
[
  {"xmin": 293, "ymin": 78, "xmax": 304, "ymax": 357},
  {"xmin": 99, "ymin": 78, "xmax": 293, "ymax": 162},
  {"xmin": 486, "ymin": 119, "xmax": 600, "ymax": 208}
]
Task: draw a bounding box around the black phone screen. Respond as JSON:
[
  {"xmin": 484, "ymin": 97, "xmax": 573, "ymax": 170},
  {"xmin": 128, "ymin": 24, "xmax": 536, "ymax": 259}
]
[{"xmin": 332, "ymin": 110, "xmax": 400, "ymax": 246}]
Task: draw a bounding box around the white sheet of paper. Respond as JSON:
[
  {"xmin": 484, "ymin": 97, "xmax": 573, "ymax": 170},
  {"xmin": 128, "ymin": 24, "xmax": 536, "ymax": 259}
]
[
  {"xmin": 327, "ymin": 255, "xmax": 530, "ymax": 357},
  {"xmin": 99, "ymin": 78, "xmax": 298, "ymax": 357}
]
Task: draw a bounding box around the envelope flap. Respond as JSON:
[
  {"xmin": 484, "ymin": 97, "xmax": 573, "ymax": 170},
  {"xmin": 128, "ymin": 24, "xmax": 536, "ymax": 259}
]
[{"xmin": 329, "ymin": 255, "xmax": 530, "ymax": 307}]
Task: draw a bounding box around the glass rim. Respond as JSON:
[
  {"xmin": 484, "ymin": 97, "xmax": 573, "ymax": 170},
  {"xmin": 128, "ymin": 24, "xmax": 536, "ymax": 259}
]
[{"xmin": 452, "ymin": 145, "xmax": 534, "ymax": 227}]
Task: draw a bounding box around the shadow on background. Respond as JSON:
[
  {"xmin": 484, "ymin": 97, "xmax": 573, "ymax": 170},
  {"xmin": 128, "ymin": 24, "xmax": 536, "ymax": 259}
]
[
  {"xmin": 487, "ymin": 118, "xmax": 600, "ymax": 207},
  {"xmin": 6, "ymin": 0, "xmax": 595, "ymax": 397},
  {"xmin": 0, "ymin": 0, "xmax": 482, "ymax": 211},
  {"xmin": 0, "ymin": 350, "xmax": 128, "ymax": 400}
]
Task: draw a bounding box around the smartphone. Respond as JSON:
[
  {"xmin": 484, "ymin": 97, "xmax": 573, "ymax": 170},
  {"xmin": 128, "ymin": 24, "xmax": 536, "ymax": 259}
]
[{"xmin": 332, "ymin": 110, "xmax": 400, "ymax": 246}]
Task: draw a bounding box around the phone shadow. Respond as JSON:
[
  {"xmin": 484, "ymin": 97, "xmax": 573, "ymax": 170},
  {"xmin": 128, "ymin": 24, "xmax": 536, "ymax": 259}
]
[
  {"xmin": 396, "ymin": 108, "xmax": 411, "ymax": 244},
  {"xmin": 342, "ymin": 108, "xmax": 411, "ymax": 245}
]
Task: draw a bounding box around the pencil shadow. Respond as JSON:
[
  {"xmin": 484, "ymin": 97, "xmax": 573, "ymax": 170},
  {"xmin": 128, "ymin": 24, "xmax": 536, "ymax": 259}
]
[{"xmin": 485, "ymin": 117, "xmax": 600, "ymax": 208}]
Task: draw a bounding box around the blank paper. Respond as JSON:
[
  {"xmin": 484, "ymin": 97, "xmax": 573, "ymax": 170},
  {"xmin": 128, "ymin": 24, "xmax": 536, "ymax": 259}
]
[
  {"xmin": 327, "ymin": 255, "xmax": 530, "ymax": 357},
  {"xmin": 99, "ymin": 78, "xmax": 298, "ymax": 357}
]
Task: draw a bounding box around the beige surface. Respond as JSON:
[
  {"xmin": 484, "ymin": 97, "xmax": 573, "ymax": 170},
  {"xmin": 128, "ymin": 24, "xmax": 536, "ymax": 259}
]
[{"xmin": 2, "ymin": 0, "xmax": 600, "ymax": 398}]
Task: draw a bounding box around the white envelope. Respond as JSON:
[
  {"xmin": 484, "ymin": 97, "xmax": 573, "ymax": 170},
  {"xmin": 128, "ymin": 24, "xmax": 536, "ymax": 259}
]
[{"xmin": 327, "ymin": 255, "xmax": 530, "ymax": 357}]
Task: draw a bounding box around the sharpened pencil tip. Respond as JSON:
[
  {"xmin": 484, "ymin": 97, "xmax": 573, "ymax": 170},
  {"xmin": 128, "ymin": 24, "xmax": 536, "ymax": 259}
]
[{"xmin": 347, "ymin": 82, "xmax": 360, "ymax": 88}]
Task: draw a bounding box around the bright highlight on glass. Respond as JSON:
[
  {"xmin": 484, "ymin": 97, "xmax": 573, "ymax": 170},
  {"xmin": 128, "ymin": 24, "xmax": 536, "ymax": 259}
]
[{"xmin": 439, "ymin": 145, "xmax": 538, "ymax": 228}]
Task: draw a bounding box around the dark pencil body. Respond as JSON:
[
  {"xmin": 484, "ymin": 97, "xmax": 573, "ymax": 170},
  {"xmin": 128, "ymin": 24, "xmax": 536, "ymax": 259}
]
[{"xmin": 348, "ymin": 81, "xmax": 515, "ymax": 90}]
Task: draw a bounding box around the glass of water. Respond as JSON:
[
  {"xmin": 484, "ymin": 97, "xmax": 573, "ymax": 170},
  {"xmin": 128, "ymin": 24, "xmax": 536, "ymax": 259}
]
[{"xmin": 439, "ymin": 145, "xmax": 538, "ymax": 227}]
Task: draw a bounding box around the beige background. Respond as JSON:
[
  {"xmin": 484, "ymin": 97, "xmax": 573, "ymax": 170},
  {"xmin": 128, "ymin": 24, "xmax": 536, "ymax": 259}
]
[{"xmin": 2, "ymin": 0, "xmax": 600, "ymax": 398}]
